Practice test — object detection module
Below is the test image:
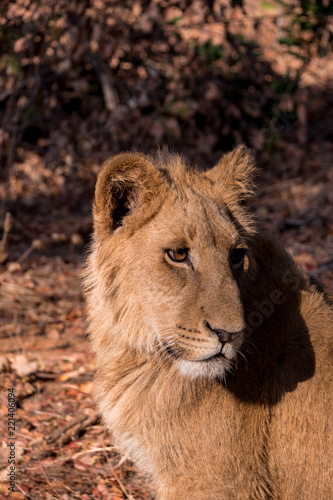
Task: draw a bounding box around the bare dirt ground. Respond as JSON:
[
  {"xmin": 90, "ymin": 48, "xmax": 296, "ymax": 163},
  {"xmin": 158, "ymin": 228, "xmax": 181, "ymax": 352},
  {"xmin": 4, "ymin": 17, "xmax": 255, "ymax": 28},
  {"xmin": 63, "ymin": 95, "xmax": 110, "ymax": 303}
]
[{"xmin": 0, "ymin": 1, "xmax": 333, "ymax": 498}]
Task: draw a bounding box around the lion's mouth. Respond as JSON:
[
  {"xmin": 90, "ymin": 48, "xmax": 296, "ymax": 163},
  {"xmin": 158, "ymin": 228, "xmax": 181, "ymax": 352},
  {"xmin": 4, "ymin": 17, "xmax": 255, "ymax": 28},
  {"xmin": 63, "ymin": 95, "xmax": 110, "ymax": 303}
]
[
  {"xmin": 203, "ymin": 341, "xmax": 240, "ymax": 362},
  {"xmin": 162, "ymin": 338, "xmax": 240, "ymax": 364},
  {"xmin": 204, "ymin": 351, "xmax": 226, "ymax": 361}
]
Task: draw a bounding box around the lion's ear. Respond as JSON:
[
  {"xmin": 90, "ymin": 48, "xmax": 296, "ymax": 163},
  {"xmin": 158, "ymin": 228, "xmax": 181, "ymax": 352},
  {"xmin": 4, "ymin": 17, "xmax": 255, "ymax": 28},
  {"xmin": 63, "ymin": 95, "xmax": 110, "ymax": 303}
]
[
  {"xmin": 205, "ymin": 145, "xmax": 256, "ymax": 204},
  {"xmin": 94, "ymin": 153, "xmax": 161, "ymax": 235}
]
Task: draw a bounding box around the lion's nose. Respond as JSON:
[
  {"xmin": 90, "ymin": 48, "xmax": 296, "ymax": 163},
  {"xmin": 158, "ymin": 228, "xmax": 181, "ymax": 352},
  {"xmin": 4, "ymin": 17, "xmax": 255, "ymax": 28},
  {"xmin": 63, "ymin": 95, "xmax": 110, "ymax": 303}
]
[{"xmin": 203, "ymin": 321, "xmax": 244, "ymax": 344}]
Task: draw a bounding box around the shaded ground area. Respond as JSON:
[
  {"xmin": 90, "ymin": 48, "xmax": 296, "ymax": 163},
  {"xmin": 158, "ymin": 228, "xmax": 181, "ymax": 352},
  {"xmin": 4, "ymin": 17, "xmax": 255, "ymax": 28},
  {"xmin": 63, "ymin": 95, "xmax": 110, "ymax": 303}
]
[{"xmin": 0, "ymin": 1, "xmax": 333, "ymax": 499}]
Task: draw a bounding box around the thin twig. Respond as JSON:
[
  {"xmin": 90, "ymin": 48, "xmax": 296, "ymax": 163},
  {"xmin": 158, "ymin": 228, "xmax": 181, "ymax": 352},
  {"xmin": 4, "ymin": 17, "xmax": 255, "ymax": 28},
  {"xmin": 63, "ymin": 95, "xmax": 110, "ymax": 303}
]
[
  {"xmin": 41, "ymin": 466, "xmax": 61, "ymax": 499},
  {"xmin": 103, "ymin": 444, "xmax": 136, "ymax": 500},
  {"xmin": 70, "ymin": 446, "xmax": 118, "ymax": 460}
]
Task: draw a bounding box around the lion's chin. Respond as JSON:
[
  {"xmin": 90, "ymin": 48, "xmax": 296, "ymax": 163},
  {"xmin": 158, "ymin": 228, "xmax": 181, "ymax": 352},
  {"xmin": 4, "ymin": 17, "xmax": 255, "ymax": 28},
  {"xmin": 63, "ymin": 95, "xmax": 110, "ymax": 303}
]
[{"xmin": 177, "ymin": 354, "xmax": 233, "ymax": 380}]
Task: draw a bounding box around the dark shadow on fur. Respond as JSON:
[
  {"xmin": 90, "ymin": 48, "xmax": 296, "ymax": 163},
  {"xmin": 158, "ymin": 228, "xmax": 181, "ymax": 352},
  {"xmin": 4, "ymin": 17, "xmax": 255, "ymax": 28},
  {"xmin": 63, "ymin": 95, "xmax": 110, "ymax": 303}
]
[
  {"xmin": 224, "ymin": 235, "xmax": 316, "ymax": 406},
  {"xmin": 226, "ymin": 315, "xmax": 315, "ymax": 406}
]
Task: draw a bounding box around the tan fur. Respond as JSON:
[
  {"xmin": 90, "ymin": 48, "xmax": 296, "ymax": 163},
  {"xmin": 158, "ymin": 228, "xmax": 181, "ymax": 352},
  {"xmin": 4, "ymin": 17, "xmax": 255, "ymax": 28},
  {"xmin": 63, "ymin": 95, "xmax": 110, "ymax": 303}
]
[{"xmin": 84, "ymin": 146, "xmax": 333, "ymax": 499}]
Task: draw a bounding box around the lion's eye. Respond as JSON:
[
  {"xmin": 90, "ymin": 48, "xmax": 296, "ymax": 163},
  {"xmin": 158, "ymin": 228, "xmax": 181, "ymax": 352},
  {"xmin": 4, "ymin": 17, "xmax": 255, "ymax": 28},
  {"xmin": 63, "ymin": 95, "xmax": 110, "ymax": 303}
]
[
  {"xmin": 167, "ymin": 248, "xmax": 189, "ymax": 263},
  {"xmin": 230, "ymin": 248, "xmax": 246, "ymax": 270}
]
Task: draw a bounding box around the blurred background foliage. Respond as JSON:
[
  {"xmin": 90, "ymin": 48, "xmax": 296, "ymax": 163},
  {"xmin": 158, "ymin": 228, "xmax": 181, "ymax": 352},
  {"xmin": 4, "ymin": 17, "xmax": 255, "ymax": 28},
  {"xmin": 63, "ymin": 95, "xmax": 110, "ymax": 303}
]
[
  {"xmin": 0, "ymin": 0, "xmax": 332, "ymax": 255},
  {"xmin": 1, "ymin": 0, "xmax": 332, "ymax": 174}
]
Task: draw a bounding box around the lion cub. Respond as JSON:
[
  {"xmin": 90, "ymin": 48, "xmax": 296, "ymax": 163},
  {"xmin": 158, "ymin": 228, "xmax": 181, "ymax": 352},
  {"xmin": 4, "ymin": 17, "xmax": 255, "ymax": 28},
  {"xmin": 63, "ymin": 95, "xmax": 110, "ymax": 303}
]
[{"xmin": 85, "ymin": 146, "xmax": 333, "ymax": 500}]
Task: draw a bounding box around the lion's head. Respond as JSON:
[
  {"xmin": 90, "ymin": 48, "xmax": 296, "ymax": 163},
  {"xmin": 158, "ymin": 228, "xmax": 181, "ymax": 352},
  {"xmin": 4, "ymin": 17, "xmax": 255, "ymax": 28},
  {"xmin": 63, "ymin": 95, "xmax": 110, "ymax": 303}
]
[{"xmin": 86, "ymin": 146, "xmax": 257, "ymax": 379}]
